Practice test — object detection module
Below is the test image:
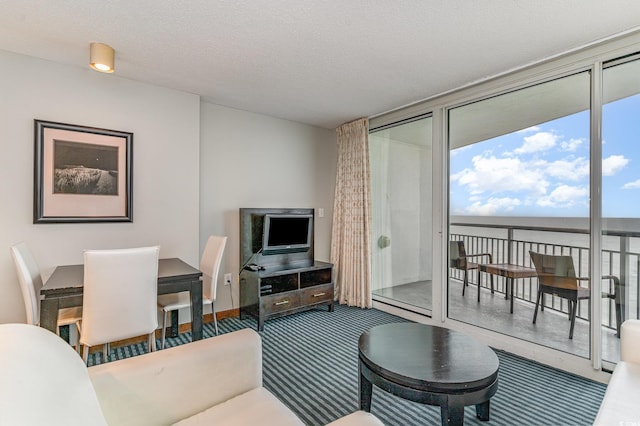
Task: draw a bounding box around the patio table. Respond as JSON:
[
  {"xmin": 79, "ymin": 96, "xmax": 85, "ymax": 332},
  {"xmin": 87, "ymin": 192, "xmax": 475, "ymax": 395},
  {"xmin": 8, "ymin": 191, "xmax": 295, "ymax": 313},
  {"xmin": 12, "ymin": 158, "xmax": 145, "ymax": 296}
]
[{"xmin": 477, "ymin": 263, "xmax": 538, "ymax": 313}]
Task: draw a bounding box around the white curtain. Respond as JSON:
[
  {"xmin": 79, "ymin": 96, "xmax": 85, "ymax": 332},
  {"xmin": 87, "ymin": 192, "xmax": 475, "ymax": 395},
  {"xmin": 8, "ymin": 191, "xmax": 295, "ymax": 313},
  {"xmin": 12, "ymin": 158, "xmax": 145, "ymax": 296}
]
[{"xmin": 331, "ymin": 118, "xmax": 372, "ymax": 308}]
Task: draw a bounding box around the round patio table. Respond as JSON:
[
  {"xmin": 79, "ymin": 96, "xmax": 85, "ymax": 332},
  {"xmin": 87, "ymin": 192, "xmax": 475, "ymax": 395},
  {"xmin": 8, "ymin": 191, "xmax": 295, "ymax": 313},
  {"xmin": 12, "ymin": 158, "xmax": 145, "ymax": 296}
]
[{"xmin": 358, "ymin": 323, "xmax": 499, "ymax": 426}]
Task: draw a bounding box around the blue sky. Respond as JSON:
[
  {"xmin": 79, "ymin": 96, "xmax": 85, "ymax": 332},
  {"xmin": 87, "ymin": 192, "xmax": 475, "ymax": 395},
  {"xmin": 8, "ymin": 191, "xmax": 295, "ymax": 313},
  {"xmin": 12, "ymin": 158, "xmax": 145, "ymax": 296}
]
[{"xmin": 450, "ymin": 94, "xmax": 640, "ymax": 218}]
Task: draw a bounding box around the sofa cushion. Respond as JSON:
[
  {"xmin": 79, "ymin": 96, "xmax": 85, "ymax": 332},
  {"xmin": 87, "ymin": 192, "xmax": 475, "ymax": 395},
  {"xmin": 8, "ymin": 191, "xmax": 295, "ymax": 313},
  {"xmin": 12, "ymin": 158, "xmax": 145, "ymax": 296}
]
[
  {"xmin": 90, "ymin": 328, "xmax": 263, "ymax": 426},
  {"xmin": 174, "ymin": 387, "xmax": 304, "ymax": 426},
  {"xmin": 593, "ymin": 361, "xmax": 640, "ymax": 426},
  {"xmin": 0, "ymin": 323, "xmax": 107, "ymax": 426}
]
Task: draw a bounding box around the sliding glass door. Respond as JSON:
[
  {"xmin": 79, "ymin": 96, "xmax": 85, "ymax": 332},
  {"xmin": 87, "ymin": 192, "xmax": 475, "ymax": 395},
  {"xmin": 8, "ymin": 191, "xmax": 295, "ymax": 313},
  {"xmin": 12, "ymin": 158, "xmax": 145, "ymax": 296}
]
[
  {"xmin": 368, "ymin": 37, "xmax": 640, "ymax": 371},
  {"xmin": 601, "ymin": 55, "xmax": 640, "ymax": 363},
  {"xmin": 448, "ymin": 72, "xmax": 595, "ymax": 357},
  {"xmin": 369, "ymin": 116, "xmax": 433, "ymax": 314},
  {"xmin": 446, "ymin": 55, "xmax": 638, "ymax": 362}
]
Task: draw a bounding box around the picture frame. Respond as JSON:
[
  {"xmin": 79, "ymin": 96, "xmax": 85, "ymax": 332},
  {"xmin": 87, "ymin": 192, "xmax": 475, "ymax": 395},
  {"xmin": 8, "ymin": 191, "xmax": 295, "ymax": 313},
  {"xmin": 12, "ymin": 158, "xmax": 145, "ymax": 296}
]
[{"xmin": 34, "ymin": 120, "xmax": 133, "ymax": 223}]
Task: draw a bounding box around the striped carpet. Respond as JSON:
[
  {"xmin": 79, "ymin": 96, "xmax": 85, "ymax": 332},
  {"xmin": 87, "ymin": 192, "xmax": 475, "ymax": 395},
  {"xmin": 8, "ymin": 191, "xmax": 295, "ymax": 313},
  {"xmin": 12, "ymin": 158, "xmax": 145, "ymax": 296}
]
[{"xmin": 89, "ymin": 305, "xmax": 606, "ymax": 425}]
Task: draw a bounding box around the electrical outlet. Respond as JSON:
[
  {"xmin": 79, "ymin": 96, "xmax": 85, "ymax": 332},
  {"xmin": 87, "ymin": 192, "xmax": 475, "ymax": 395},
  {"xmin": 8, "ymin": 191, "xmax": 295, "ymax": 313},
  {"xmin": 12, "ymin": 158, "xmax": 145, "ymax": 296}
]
[{"xmin": 224, "ymin": 273, "xmax": 232, "ymax": 286}]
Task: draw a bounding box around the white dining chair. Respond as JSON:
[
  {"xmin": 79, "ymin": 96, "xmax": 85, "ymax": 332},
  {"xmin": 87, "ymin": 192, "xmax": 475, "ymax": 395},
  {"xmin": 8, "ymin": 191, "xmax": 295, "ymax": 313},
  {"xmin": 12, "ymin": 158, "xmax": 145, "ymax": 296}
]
[
  {"xmin": 157, "ymin": 235, "xmax": 227, "ymax": 349},
  {"xmin": 10, "ymin": 242, "xmax": 82, "ymax": 350},
  {"xmin": 80, "ymin": 246, "xmax": 160, "ymax": 364}
]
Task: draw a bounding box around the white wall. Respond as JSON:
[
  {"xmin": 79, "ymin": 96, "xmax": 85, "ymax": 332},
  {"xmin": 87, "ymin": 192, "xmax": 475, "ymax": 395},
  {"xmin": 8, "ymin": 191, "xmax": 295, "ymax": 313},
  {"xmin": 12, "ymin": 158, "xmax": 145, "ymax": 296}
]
[
  {"xmin": 0, "ymin": 49, "xmax": 337, "ymax": 326},
  {"xmin": 0, "ymin": 50, "xmax": 201, "ymax": 323},
  {"xmin": 388, "ymin": 142, "xmax": 421, "ymax": 282},
  {"xmin": 387, "ymin": 141, "xmax": 432, "ymax": 284},
  {"xmin": 199, "ymin": 102, "xmax": 337, "ymax": 314}
]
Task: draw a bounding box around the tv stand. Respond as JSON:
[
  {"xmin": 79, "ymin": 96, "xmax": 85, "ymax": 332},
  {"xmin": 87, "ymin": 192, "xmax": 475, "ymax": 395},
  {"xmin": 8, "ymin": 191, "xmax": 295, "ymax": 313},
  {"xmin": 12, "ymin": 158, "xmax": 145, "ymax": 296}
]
[
  {"xmin": 238, "ymin": 208, "xmax": 334, "ymax": 330},
  {"xmin": 239, "ymin": 261, "xmax": 334, "ymax": 331}
]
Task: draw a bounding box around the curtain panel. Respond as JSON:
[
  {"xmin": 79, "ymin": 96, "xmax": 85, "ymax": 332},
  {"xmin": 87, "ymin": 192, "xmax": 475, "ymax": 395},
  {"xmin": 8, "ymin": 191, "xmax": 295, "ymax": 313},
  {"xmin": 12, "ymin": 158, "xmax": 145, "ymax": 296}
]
[{"xmin": 331, "ymin": 118, "xmax": 372, "ymax": 308}]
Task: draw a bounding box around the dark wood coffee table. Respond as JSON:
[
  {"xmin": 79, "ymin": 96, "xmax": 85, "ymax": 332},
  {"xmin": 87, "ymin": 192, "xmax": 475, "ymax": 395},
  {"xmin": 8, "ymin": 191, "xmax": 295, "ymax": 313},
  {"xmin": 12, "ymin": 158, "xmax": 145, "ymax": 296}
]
[{"xmin": 358, "ymin": 323, "xmax": 499, "ymax": 426}]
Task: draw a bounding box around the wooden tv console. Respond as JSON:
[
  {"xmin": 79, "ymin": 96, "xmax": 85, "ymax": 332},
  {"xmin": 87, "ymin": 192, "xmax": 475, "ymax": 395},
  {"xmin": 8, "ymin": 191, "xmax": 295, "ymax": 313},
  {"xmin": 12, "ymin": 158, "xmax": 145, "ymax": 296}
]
[
  {"xmin": 238, "ymin": 208, "xmax": 334, "ymax": 331},
  {"xmin": 239, "ymin": 261, "xmax": 334, "ymax": 331}
]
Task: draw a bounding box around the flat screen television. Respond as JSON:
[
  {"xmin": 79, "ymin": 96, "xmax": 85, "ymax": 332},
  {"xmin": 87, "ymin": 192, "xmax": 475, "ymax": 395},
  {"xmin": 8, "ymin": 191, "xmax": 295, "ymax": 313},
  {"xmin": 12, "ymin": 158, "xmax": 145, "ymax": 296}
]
[{"xmin": 262, "ymin": 214, "xmax": 313, "ymax": 255}]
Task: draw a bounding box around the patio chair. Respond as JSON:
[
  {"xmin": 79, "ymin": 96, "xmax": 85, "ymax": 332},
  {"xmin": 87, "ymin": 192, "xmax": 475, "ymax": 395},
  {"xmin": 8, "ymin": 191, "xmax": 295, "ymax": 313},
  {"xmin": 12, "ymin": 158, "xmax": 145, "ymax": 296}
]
[
  {"xmin": 450, "ymin": 241, "xmax": 493, "ymax": 297},
  {"xmin": 529, "ymin": 251, "xmax": 621, "ymax": 339}
]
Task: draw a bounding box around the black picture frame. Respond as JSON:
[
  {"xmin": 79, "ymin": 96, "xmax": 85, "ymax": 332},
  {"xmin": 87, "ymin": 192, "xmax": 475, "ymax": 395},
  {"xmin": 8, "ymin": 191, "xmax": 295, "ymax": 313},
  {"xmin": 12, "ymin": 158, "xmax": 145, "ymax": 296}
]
[{"xmin": 34, "ymin": 120, "xmax": 133, "ymax": 223}]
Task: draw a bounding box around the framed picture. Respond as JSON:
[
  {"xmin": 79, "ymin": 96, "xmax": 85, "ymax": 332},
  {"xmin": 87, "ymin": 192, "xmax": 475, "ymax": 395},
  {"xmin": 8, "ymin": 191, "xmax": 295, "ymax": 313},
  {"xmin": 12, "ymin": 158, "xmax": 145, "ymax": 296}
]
[{"xmin": 34, "ymin": 120, "xmax": 133, "ymax": 223}]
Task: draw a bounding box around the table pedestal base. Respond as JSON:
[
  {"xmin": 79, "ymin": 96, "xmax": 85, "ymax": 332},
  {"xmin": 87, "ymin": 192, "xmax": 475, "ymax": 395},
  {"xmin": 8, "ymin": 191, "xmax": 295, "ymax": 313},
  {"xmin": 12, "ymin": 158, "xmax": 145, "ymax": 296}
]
[{"xmin": 359, "ymin": 351, "xmax": 498, "ymax": 426}]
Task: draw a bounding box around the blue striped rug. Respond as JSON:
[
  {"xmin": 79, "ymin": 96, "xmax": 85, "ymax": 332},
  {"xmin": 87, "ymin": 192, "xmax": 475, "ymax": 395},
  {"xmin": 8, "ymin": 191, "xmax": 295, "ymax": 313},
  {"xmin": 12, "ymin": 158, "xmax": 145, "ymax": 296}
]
[{"xmin": 89, "ymin": 305, "xmax": 606, "ymax": 425}]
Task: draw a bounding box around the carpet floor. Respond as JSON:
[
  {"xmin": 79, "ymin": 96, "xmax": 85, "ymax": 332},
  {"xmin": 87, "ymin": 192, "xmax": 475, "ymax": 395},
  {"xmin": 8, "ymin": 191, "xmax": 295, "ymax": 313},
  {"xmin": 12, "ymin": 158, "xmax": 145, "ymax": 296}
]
[{"xmin": 89, "ymin": 304, "xmax": 606, "ymax": 425}]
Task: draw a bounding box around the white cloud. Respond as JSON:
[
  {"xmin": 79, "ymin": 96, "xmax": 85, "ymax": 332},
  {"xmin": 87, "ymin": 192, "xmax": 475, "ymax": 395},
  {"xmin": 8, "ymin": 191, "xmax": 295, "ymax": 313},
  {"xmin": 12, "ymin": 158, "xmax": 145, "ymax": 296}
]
[
  {"xmin": 623, "ymin": 179, "xmax": 640, "ymax": 189},
  {"xmin": 602, "ymin": 155, "xmax": 629, "ymax": 176},
  {"xmin": 537, "ymin": 185, "xmax": 588, "ymax": 207},
  {"xmin": 516, "ymin": 126, "xmax": 541, "ymax": 134},
  {"xmin": 451, "ymin": 155, "xmax": 548, "ymax": 196},
  {"xmin": 544, "ymin": 157, "xmax": 589, "ymax": 181},
  {"xmin": 513, "ymin": 131, "xmax": 558, "ymax": 154},
  {"xmin": 560, "ymin": 138, "xmax": 584, "ymax": 152},
  {"xmin": 465, "ymin": 197, "xmax": 522, "ymax": 215}
]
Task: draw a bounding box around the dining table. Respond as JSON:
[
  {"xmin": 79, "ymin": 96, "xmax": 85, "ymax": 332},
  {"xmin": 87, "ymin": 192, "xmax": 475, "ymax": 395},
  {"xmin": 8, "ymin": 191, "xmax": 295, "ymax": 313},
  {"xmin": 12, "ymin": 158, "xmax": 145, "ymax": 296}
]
[{"xmin": 39, "ymin": 257, "xmax": 203, "ymax": 341}]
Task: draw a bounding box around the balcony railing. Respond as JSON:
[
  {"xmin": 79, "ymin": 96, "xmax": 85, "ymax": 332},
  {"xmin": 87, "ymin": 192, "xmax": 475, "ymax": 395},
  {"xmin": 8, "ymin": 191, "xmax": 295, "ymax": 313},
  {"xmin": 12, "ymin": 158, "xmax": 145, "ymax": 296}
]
[{"xmin": 450, "ymin": 222, "xmax": 640, "ymax": 331}]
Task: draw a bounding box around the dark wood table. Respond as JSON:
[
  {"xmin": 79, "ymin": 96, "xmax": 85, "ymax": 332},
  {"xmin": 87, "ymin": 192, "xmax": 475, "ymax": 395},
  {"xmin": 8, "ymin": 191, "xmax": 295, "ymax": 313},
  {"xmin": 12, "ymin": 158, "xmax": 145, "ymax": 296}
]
[
  {"xmin": 477, "ymin": 263, "xmax": 538, "ymax": 313},
  {"xmin": 40, "ymin": 257, "xmax": 203, "ymax": 341},
  {"xmin": 359, "ymin": 323, "xmax": 499, "ymax": 426}
]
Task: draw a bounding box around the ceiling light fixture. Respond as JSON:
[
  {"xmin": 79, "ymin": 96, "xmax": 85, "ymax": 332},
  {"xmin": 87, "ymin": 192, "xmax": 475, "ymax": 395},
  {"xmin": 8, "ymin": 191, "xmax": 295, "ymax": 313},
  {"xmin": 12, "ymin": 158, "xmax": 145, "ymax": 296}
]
[{"xmin": 89, "ymin": 42, "xmax": 115, "ymax": 73}]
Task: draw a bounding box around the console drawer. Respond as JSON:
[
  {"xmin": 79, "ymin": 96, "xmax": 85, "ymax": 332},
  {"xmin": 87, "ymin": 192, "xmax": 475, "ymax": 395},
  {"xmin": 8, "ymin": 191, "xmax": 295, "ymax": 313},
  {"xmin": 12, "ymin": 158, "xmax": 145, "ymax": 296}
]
[
  {"xmin": 300, "ymin": 283, "xmax": 334, "ymax": 306},
  {"xmin": 262, "ymin": 291, "xmax": 300, "ymax": 315}
]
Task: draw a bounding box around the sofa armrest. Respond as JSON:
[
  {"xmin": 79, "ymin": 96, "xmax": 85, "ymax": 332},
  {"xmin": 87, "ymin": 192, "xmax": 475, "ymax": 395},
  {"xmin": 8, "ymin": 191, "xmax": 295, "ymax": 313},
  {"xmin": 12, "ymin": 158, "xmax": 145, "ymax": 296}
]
[
  {"xmin": 594, "ymin": 361, "xmax": 640, "ymax": 426},
  {"xmin": 326, "ymin": 411, "xmax": 384, "ymax": 426},
  {"xmin": 621, "ymin": 320, "xmax": 640, "ymax": 364},
  {"xmin": 89, "ymin": 328, "xmax": 262, "ymax": 426}
]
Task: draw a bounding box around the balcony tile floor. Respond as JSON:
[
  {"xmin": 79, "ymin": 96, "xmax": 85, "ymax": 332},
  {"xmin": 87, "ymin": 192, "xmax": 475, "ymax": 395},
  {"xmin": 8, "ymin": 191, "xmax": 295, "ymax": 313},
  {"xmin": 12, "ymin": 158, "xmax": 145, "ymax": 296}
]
[{"xmin": 372, "ymin": 279, "xmax": 620, "ymax": 363}]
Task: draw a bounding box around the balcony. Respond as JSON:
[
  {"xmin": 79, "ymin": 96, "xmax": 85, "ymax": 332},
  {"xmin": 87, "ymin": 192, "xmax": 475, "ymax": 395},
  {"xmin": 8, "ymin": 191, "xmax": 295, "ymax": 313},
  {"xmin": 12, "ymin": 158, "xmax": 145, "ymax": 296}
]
[{"xmin": 373, "ymin": 219, "xmax": 640, "ymax": 363}]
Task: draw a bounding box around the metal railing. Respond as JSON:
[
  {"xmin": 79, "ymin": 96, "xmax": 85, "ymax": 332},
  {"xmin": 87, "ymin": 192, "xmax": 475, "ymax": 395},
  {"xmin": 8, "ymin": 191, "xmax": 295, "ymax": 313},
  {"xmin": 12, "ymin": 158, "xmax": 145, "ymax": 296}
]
[{"xmin": 450, "ymin": 222, "xmax": 640, "ymax": 330}]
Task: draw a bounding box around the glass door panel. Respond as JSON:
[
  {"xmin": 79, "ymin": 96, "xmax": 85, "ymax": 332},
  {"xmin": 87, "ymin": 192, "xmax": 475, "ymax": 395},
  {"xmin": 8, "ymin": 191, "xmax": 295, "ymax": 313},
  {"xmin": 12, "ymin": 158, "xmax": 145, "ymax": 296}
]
[
  {"xmin": 448, "ymin": 72, "xmax": 593, "ymax": 357},
  {"xmin": 602, "ymin": 56, "xmax": 640, "ymax": 363},
  {"xmin": 369, "ymin": 116, "xmax": 433, "ymax": 313}
]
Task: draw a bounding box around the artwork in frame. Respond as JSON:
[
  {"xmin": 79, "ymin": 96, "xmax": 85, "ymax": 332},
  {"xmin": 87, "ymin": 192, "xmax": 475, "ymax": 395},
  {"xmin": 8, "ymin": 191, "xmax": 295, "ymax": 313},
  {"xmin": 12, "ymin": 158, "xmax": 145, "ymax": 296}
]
[{"xmin": 34, "ymin": 120, "xmax": 133, "ymax": 223}]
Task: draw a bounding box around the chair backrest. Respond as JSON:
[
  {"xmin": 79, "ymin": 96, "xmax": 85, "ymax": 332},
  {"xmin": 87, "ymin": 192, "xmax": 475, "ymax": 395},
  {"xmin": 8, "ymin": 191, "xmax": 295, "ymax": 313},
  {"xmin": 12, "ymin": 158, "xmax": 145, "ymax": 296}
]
[
  {"xmin": 449, "ymin": 240, "xmax": 468, "ymax": 269},
  {"xmin": 200, "ymin": 235, "xmax": 227, "ymax": 301},
  {"xmin": 9, "ymin": 242, "xmax": 43, "ymax": 325},
  {"xmin": 81, "ymin": 246, "xmax": 160, "ymax": 347},
  {"xmin": 529, "ymin": 251, "xmax": 578, "ymax": 289},
  {"xmin": 0, "ymin": 323, "xmax": 107, "ymax": 425}
]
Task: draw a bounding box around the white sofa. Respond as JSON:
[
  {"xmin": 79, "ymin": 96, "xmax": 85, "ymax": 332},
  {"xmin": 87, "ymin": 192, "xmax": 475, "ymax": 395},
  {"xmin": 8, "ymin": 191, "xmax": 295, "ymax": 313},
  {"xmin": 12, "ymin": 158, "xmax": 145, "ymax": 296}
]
[
  {"xmin": 594, "ymin": 319, "xmax": 640, "ymax": 425},
  {"xmin": 0, "ymin": 323, "xmax": 382, "ymax": 426}
]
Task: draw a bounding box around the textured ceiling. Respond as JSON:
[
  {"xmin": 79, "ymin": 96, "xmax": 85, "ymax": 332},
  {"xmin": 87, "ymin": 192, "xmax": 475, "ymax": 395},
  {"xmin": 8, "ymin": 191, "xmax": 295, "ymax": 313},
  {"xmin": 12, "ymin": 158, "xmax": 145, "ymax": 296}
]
[{"xmin": 1, "ymin": 1, "xmax": 639, "ymax": 129}]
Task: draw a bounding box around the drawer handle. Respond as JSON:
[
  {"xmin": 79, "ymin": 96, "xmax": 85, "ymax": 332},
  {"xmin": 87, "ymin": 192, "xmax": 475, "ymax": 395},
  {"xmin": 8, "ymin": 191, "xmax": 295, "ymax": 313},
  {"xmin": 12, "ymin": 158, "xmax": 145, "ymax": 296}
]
[
  {"xmin": 274, "ymin": 300, "xmax": 290, "ymax": 306},
  {"xmin": 313, "ymin": 292, "xmax": 326, "ymax": 297}
]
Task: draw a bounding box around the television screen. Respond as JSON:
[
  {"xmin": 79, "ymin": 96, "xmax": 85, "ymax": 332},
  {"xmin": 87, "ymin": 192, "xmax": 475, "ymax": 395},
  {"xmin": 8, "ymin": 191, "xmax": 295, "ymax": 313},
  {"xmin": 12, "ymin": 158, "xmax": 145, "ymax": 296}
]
[{"xmin": 262, "ymin": 214, "xmax": 312, "ymax": 254}]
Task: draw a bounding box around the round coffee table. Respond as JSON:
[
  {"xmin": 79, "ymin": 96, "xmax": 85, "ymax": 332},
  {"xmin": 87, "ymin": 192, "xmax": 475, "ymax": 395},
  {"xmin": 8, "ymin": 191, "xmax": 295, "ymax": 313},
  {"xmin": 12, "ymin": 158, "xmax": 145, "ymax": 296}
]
[{"xmin": 358, "ymin": 323, "xmax": 499, "ymax": 426}]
